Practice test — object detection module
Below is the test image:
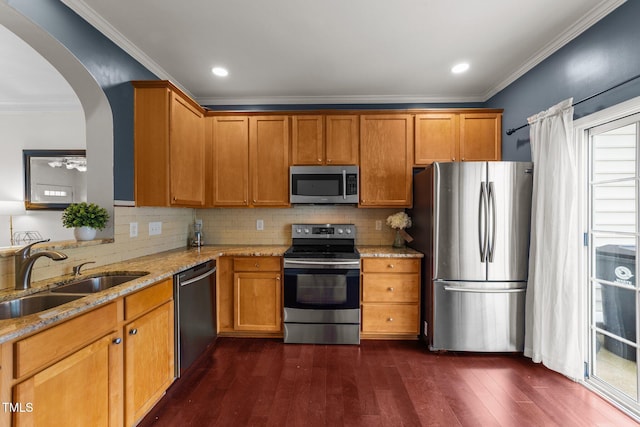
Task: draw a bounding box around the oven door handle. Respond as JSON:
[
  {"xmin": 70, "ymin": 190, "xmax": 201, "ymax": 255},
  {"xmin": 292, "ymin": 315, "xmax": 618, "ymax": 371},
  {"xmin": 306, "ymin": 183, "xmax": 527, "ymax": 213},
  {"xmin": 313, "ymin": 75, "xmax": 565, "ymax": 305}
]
[{"xmin": 284, "ymin": 259, "xmax": 360, "ymax": 267}]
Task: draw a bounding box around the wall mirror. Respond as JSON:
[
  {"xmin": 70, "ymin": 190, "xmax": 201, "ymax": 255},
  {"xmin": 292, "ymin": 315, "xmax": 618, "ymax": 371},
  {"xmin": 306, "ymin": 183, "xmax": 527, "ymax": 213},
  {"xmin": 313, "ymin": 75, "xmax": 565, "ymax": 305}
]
[{"xmin": 23, "ymin": 149, "xmax": 87, "ymax": 210}]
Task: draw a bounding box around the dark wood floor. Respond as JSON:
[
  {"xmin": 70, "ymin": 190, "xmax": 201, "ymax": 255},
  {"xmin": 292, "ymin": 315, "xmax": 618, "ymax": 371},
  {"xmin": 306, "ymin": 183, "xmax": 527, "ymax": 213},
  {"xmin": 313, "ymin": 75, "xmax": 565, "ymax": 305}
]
[{"xmin": 139, "ymin": 338, "xmax": 638, "ymax": 427}]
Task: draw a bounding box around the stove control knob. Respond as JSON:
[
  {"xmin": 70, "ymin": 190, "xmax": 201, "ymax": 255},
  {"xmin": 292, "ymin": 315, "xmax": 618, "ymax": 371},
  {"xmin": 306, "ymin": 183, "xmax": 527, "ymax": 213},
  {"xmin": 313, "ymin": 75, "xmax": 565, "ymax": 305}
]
[
  {"xmin": 304, "ymin": 228, "xmax": 310, "ymax": 234},
  {"xmin": 296, "ymin": 228, "xmax": 302, "ymax": 234},
  {"xmin": 346, "ymin": 229, "xmax": 352, "ymax": 234},
  {"xmin": 337, "ymin": 228, "xmax": 344, "ymax": 234}
]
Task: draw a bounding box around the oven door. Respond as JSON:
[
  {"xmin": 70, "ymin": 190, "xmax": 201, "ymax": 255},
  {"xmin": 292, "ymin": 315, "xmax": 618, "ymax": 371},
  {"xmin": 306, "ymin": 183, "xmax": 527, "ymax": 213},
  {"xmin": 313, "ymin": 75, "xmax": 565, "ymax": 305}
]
[{"xmin": 284, "ymin": 266, "xmax": 359, "ymax": 309}]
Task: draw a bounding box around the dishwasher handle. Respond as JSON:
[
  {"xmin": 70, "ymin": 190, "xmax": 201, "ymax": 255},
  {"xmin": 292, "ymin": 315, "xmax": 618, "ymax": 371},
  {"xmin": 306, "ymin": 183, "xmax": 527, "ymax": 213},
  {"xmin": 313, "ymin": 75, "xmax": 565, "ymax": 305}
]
[{"xmin": 179, "ymin": 267, "xmax": 216, "ymax": 287}]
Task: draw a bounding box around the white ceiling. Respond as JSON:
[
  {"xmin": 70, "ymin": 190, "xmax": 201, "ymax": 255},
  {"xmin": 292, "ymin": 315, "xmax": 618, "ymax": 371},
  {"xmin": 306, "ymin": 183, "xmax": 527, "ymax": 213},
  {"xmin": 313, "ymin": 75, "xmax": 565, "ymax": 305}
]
[{"xmin": 0, "ymin": 0, "xmax": 627, "ymax": 108}]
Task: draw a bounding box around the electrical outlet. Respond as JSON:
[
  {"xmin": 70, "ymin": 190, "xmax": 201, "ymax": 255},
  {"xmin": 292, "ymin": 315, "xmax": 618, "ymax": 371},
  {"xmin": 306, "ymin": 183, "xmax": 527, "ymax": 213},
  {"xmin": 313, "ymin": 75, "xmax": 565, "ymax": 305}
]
[
  {"xmin": 375, "ymin": 220, "xmax": 382, "ymax": 231},
  {"xmin": 129, "ymin": 222, "xmax": 138, "ymax": 238},
  {"xmin": 256, "ymin": 219, "xmax": 264, "ymax": 231},
  {"xmin": 149, "ymin": 221, "xmax": 162, "ymax": 236}
]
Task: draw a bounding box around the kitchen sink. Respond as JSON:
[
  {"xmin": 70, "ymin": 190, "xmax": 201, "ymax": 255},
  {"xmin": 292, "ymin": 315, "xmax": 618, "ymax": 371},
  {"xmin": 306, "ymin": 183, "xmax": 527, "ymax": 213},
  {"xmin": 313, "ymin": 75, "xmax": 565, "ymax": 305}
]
[
  {"xmin": 51, "ymin": 273, "xmax": 148, "ymax": 294},
  {"xmin": 0, "ymin": 294, "xmax": 84, "ymax": 320}
]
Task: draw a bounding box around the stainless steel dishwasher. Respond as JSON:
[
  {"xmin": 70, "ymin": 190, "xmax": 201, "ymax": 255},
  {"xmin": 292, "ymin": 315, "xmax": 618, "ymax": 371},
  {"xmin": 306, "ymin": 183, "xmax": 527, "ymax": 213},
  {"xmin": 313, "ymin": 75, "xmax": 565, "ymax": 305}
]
[{"xmin": 174, "ymin": 260, "xmax": 216, "ymax": 377}]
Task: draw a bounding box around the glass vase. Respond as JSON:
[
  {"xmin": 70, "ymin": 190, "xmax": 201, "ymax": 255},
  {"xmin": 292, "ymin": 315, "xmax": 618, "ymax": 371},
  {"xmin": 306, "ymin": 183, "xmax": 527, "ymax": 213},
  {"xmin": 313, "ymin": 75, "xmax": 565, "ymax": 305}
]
[{"xmin": 392, "ymin": 230, "xmax": 405, "ymax": 248}]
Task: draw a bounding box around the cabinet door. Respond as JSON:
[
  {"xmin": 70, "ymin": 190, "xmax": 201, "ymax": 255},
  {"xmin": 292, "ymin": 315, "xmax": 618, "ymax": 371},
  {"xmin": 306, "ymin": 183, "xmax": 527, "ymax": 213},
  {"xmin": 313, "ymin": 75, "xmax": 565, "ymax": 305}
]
[
  {"xmin": 125, "ymin": 301, "xmax": 174, "ymax": 426},
  {"xmin": 292, "ymin": 115, "xmax": 323, "ymax": 165},
  {"xmin": 211, "ymin": 116, "xmax": 250, "ymax": 206},
  {"xmin": 249, "ymin": 116, "xmax": 290, "ymax": 207},
  {"xmin": 414, "ymin": 113, "xmax": 458, "ymax": 165},
  {"xmin": 13, "ymin": 333, "xmax": 122, "ymax": 427},
  {"xmin": 325, "ymin": 115, "xmax": 359, "ymax": 165},
  {"xmin": 169, "ymin": 91, "xmax": 205, "ymax": 206},
  {"xmin": 234, "ymin": 272, "xmax": 282, "ymax": 332},
  {"xmin": 459, "ymin": 113, "xmax": 502, "ymax": 161},
  {"xmin": 134, "ymin": 86, "xmax": 170, "ymax": 207},
  {"xmin": 359, "ymin": 114, "xmax": 413, "ymax": 207}
]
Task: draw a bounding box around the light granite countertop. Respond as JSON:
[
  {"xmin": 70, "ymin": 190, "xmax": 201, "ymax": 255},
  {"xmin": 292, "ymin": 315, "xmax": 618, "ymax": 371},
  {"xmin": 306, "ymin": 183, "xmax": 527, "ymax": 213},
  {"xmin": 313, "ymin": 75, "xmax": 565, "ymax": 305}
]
[{"xmin": 0, "ymin": 244, "xmax": 423, "ymax": 344}]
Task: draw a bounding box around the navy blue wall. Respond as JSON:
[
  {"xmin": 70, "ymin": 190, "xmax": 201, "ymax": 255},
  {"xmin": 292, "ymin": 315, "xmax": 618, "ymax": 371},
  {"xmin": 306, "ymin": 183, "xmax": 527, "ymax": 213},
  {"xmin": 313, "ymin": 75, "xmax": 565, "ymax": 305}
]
[
  {"xmin": 11, "ymin": 0, "xmax": 157, "ymax": 201},
  {"xmin": 487, "ymin": 1, "xmax": 640, "ymax": 161}
]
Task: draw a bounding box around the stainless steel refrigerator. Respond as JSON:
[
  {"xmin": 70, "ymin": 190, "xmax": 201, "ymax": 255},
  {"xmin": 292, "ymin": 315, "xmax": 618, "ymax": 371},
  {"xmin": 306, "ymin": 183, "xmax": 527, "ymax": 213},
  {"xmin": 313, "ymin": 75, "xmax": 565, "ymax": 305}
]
[{"xmin": 409, "ymin": 161, "xmax": 533, "ymax": 352}]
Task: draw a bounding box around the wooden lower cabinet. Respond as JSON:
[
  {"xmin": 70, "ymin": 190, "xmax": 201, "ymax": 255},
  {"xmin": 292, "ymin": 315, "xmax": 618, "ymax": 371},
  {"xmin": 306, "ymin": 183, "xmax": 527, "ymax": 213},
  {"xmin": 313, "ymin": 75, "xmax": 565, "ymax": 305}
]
[
  {"xmin": 217, "ymin": 256, "xmax": 283, "ymax": 337},
  {"xmin": 2, "ymin": 279, "xmax": 174, "ymax": 427},
  {"xmin": 125, "ymin": 300, "xmax": 174, "ymax": 426},
  {"xmin": 13, "ymin": 332, "xmax": 122, "ymax": 427},
  {"xmin": 361, "ymin": 258, "xmax": 421, "ymax": 339}
]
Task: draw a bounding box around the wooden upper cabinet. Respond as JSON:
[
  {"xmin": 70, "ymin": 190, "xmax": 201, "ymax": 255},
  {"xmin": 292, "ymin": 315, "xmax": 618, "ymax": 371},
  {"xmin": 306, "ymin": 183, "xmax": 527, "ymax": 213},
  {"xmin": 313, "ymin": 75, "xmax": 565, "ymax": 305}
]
[
  {"xmin": 415, "ymin": 113, "xmax": 458, "ymax": 164},
  {"xmin": 133, "ymin": 81, "xmax": 205, "ymax": 207},
  {"xmin": 459, "ymin": 113, "xmax": 502, "ymax": 161},
  {"xmin": 250, "ymin": 116, "xmax": 290, "ymax": 207},
  {"xmin": 291, "ymin": 114, "xmax": 358, "ymax": 165},
  {"xmin": 325, "ymin": 115, "xmax": 359, "ymax": 165},
  {"xmin": 169, "ymin": 91, "xmax": 205, "ymax": 206},
  {"xmin": 292, "ymin": 115, "xmax": 324, "ymax": 165},
  {"xmin": 414, "ymin": 111, "xmax": 502, "ymax": 165},
  {"xmin": 209, "ymin": 116, "xmax": 250, "ymax": 207},
  {"xmin": 359, "ymin": 114, "xmax": 413, "ymax": 207}
]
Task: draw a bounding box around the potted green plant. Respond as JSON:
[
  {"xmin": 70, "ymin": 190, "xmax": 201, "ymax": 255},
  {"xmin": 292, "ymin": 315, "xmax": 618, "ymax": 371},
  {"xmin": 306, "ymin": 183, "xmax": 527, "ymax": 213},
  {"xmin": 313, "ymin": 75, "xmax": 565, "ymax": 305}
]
[{"xmin": 62, "ymin": 202, "xmax": 110, "ymax": 241}]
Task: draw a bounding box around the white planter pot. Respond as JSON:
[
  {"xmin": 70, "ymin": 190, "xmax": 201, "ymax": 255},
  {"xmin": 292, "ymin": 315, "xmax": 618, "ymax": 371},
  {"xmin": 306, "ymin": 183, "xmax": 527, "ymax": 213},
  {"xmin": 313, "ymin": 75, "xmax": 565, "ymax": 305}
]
[{"xmin": 74, "ymin": 226, "xmax": 97, "ymax": 241}]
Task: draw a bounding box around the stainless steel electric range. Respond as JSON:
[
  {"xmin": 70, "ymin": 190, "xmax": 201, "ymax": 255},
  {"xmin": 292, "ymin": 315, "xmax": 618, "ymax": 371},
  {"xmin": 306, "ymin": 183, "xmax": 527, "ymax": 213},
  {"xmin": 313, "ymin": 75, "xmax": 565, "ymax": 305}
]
[{"xmin": 283, "ymin": 224, "xmax": 361, "ymax": 344}]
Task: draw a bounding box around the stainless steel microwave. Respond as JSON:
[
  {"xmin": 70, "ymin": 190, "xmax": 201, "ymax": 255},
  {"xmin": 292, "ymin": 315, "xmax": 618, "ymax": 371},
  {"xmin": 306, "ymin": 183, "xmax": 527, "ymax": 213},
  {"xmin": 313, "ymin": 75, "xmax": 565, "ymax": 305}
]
[{"xmin": 290, "ymin": 165, "xmax": 359, "ymax": 204}]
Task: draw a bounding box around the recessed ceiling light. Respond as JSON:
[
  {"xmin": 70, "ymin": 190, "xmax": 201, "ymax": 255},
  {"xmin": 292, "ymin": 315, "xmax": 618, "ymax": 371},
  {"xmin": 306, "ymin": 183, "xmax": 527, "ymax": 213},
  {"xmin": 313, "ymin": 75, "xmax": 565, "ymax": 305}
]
[
  {"xmin": 451, "ymin": 63, "xmax": 470, "ymax": 74},
  {"xmin": 212, "ymin": 67, "xmax": 229, "ymax": 77}
]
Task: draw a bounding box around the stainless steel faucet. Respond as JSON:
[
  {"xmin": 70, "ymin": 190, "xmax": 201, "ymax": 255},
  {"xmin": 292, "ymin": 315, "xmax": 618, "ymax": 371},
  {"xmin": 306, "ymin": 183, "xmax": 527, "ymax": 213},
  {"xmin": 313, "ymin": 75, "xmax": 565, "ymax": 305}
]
[
  {"xmin": 14, "ymin": 239, "xmax": 68, "ymax": 290},
  {"xmin": 73, "ymin": 261, "xmax": 95, "ymax": 277}
]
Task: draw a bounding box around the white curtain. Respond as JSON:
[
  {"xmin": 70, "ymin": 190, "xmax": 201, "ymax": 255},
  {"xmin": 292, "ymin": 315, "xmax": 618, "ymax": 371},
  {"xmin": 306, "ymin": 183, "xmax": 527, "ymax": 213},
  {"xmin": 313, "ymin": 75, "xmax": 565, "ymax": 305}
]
[{"xmin": 525, "ymin": 98, "xmax": 582, "ymax": 380}]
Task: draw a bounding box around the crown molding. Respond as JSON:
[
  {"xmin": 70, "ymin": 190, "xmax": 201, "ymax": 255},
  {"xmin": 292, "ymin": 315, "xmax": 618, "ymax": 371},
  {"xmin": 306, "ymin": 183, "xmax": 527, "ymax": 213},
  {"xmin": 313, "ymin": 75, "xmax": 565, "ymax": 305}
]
[
  {"xmin": 197, "ymin": 94, "xmax": 485, "ymax": 106},
  {"xmin": 60, "ymin": 0, "xmax": 194, "ymax": 99},
  {"xmin": 483, "ymin": 0, "xmax": 627, "ymax": 101}
]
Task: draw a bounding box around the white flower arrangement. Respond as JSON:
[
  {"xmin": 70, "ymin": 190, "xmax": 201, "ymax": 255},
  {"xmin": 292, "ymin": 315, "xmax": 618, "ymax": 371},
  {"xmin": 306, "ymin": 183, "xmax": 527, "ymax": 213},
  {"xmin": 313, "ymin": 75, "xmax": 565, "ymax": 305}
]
[{"xmin": 386, "ymin": 211, "xmax": 412, "ymax": 230}]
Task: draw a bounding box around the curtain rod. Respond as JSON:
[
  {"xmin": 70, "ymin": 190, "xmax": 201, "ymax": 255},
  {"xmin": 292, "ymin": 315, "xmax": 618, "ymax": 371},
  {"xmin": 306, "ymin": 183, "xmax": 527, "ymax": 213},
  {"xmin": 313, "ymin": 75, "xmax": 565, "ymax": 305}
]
[{"xmin": 505, "ymin": 72, "xmax": 640, "ymax": 136}]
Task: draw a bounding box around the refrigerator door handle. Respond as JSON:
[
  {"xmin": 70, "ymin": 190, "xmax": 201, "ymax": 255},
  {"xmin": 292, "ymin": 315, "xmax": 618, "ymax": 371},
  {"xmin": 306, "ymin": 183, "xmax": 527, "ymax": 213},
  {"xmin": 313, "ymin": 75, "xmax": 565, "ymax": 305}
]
[
  {"xmin": 487, "ymin": 182, "xmax": 497, "ymax": 262},
  {"xmin": 479, "ymin": 182, "xmax": 488, "ymax": 262},
  {"xmin": 443, "ymin": 286, "xmax": 526, "ymax": 294}
]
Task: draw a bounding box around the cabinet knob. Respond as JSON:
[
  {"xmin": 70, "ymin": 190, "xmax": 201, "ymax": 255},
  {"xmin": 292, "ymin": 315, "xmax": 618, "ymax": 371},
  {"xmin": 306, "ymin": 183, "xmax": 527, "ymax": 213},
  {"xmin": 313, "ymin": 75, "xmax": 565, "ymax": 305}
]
[
  {"xmin": 112, "ymin": 337, "xmax": 122, "ymax": 345},
  {"xmin": 253, "ymin": 199, "xmax": 257, "ymax": 204},
  {"xmin": 317, "ymin": 158, "xmax": 322, "ymax": 163},
  {"xmin": 276, "ymin": 275, "xmax": 281, "ymax": 281},
  {"xmin": 388, "ymin": 264, "xmax": 394, "ymax": 269},
  {"xmin": 255, "ymin": 263, "xmax": 260, "ymax": 268},
  {"xmin": 327, "ymin": 159, "xmax": 332, "ymax": 163},
  {"xmin": 387, "ymin": 287, "xmax": 394, "ymax": 292},
  {"xmin": 387, "ymin": 318, "xmax": 394, "ymax": 322},
  {"xmin": 129, "ymin": 328, "xmax": 138, "ymax": 336}
]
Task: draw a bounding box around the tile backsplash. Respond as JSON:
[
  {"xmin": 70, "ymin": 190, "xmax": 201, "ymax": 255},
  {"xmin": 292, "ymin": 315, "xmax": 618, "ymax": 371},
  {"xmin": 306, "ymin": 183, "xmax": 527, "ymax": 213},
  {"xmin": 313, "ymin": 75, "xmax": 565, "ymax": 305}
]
[
  {"xmin": 197, "ymin": 206, "xmax": 399, "ymax": 246},
  {"xmin": 0, "ymin": 205, "xmax": 405, "ymax": 290}
]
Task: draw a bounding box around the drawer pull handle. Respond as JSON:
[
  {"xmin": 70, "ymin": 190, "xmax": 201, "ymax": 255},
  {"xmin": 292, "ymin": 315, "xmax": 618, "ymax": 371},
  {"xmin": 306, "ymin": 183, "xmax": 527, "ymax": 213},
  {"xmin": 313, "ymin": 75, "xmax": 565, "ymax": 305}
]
[
  {"xmin": 129, "ymin": 328, "xmax": 138, "ymax": 336},
  {"xmin": 388, "ymin": 287, "xmax": 394, "ymax": 292},
  {"xmin": 112, "ymin": 337, "xmax": 122, "ymax": 345},
  {"xmin": 387, "ymin": 318, "xmax": 394, "ymax": 322}
]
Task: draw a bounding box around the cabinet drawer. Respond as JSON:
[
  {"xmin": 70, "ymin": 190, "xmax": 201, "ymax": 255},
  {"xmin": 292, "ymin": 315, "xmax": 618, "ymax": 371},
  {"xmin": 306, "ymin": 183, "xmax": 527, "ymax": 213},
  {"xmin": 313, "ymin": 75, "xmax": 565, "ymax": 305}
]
[
  {"xmin": 125, "ymin": 279, "xmax": 173, "ymax": 321},
  {"xmin": 362, "ymin": 274, "xmax": 419, "ymax": 303},
  {"xmin": 14, "ymin": 302, "xmax": 118, "ymax": 379},
  {"xmin": 362, "ymin": 304, "xmax": 419, "ymax": 334},
  {"xmin": 362, "ymin": 258, "xmax": 420, "ymax": 273},
  {"xmin": 233, "ymin": 257, "xmax": 281, "ymax": 272}
]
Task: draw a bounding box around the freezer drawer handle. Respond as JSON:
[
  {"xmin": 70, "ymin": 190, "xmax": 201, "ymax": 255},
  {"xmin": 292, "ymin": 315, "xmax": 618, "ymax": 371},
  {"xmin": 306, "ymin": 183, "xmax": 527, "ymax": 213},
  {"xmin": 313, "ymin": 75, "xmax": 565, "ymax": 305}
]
[{"xmin": 443, "ymin": 286, "xmax": 526, "ymax": 294}]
